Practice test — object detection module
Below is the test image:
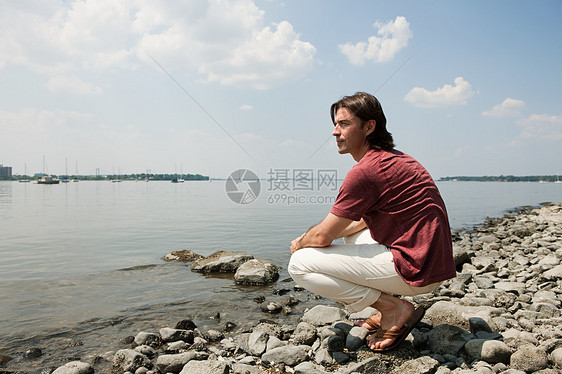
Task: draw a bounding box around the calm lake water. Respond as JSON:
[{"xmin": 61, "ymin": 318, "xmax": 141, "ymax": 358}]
[{"xmin": 0, "ymin": 180, "xmax": 560, "ymax": 371}]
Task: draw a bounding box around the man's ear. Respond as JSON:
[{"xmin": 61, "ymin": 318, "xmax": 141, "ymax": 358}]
[{"xmin": 365, "ymin": 120, "xmax": 376, "ymax": 136}]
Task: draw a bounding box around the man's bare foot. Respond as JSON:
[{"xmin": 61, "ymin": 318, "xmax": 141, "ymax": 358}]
[
  {"xmin": 353, "ymin": 312, "xmax": 381, "ymax": 331},
  {"xmin": 366, "ymin": 294, "xmax": 415, "ymax": 351}
]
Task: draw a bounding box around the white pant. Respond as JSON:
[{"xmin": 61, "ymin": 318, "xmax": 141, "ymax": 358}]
[{"xmin": 288, "ymin": 229, "xmax": 441, "ymax": 312}]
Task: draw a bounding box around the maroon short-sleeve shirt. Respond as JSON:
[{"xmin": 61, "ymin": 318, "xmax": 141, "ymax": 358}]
[{"xmin": 330, "ymin": 149, "xmax": 456, "ymax": 286}]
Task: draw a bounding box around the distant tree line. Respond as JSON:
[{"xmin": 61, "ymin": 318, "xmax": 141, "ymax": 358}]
[
  {"xmin": 439, "ymin": 175, "xmax": 561, "ymax": 182},
  {"xmin": 8, "ymin": 173, "xmax": 210, "ymax": 181}
]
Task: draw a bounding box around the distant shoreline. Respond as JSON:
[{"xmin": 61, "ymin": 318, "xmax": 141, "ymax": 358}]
[
  {"xmin": 439, "ymin": 175, "xmax": 562, "ymax": 183},
  {"xmin": 1, "ymin": 173, "xmax": 210, "ymax": 182}
]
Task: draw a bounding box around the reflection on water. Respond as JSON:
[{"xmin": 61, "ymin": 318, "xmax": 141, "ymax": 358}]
[{"xmin": 0, "ymin": 180, "xmax": 560, "ymax": 371}]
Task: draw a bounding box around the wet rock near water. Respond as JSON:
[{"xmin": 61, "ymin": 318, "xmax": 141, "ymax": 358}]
[
  {"xmin": 234, "ymin": 259, "xmax": 280, "ymax": 286},
  {"xmin": 161, "ymin": 250, "xmax": 203, "ymax": 262},
  {"xmin": 164, "ymin": 249, "xmax": 282, "ymax": 286},
  {"xmin": 191, "ymin": 250, "xmax": 254, "ymax": 273},
  {"xmin": 45, "ymin": 203, "xmax": 562, "ymax": 373}
]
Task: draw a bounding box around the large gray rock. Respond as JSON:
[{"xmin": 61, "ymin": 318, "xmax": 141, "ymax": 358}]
[
  {"xmin": 155, "ymin": 351, "xmax": 208, "ymax": 373},
  {"xmin": 463, "ymin": 339, "xmax": 511, "ymax": 364},
  {"xmin": 494, "ymin": 281, "xmax": 526, "ymax": 294},
  {"xmin": 191, "ymin": 251, "xmax": 254, "ymax": 273},
  {"xmin": 293, "ymin": 321, "xmax": 317, "ymax": 346},
  {"xmin": 234, "ymin": 259, "xmax": 279, "ymax": 285},
  {"xmin": 261, "ymin": 344, "xmax": 308, "ymax": 366},
  {"xmin": 179, "ymin": 360, "xmax": 230, "ymax": 374},
  {"xmin": 301, "ymin": 305, "xmax": 347, "ymax": 326},
  {"xmin": 52, "ymin": 361, "xmax": 94, "ymax": 374},
  {"xmin": 510, "ymin": 347, "xmax": 549, "ymax": 372},
  {"xmin": 426, "ymin": 324, "xmax": 474, "ymax": 356},
  {"xmin": 159, "ymin": 327, "xmax": 194, "ymax": 343},
  {"xmin": 425, "ymin": 301, "xmax": 500, "ymax": 330},
  {"xmin": 247, "ymin": 330, "xmax": 269, "ymax": 356},
  {"xmin": 112, "ymin": 349, "xmax": 152, "ymax": 373}
]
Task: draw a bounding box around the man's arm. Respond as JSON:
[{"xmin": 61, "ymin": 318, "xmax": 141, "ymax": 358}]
[
  {"xmin": 290, "ymin": 213, "xmax": 356, "ymax": 254},
  {"xmin": 336, "ymin": 218, "xmax": 367, "ymax": 238}
]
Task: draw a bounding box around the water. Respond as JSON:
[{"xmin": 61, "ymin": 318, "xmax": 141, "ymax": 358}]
[{"xmin": 0, "ymin": 180, "xmax": 560, "ymax": 371}]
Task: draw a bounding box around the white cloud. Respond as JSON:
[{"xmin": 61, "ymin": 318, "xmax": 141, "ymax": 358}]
[
  {"xmin": 0, "ymin": 0, "xmax": 316, "ymax": 90},
  {"xmin": 404, "ymin": 77, "xmax": 476, "ymax": 108},
  {"xmin": 516, "ymin": 114, "xmax": 562, "ymax": 140},
  {"xmin": 46, "ymin": 76, "xmax": 102, "ymax": 95},
  {"xmin": 0, "ymin": 1, "xmax": 137, "ymax": 74},
  {"xmin": 134, "ymin": 0, "xmax": 316, "ymax": 89},
  {"xmin": 339, "ymin": 16, "xmax": 412, "ymax": 65},
  {"xmin": 240, "ymin": 105, "xmax": 253, "ymax": 111},
  {"xmin": 482, "ymin": 98, "xmax": 526, "ymax": 117},
  {"xmin": 197, "ymin": 20, "xmax": 316, "ymax": 89}
]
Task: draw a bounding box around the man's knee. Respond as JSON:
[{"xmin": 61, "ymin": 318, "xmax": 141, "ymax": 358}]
[{"xmin": 288, "ymin": 249, "xmax": 311, "ymax": 278}]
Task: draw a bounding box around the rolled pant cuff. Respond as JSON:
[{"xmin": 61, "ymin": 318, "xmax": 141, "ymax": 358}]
[{"xmin": 346, "ymin": 287, "xmax": 381, "ymax": 313}]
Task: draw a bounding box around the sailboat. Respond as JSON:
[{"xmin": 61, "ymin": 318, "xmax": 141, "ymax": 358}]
[
  {"xmin": 72, "ymin": 161, "xmax": 79, "ymax": 182},
  {"xmin": 178, "ymin": 165, "xmax": 185, "ymax": 183},
  {"xmin": 19, "ymin": 163, "xmax": 30, "ymax": 183},
  {"xmin": 61, "ymin": 158, "xmax": 70, "ymax": 183},
  {"xmin": 36, "ymin": 156, "xmax": 60, "ymax": 184}
]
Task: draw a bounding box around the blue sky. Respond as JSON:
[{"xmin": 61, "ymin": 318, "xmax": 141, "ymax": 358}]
[{"xmin": 1, "ymin": 0, "xmax": 560, "ymax": 179}]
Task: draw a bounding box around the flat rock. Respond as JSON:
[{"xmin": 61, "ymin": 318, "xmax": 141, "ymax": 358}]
[
  {"xmin": 155, "ymin": 351, "xmax": 208, "ymax": 373},
  {"xmin": 494, "ymin": 281, "xmax": 526, "ymax": 294},
  {"xmin": 542, "ymin": 264, "xmax": 562, "ymax": 280},
  {"xmin": 234, "ymin": 259, "xmax": 279, "ymax": 285},
  {"xmin": 180, "ymin": 360, "xmax": 230, "ymax": 374},
  {"xmin": 425, "ymin": 301, "xmax": 501, "ymax": 330},
  {"xmin": 159, "ymin": 327, "xmax": 194, "ymax": 343},
  {"xmin": 162, "ymin": 249, "xmax": 203, "ymax": 262},
  {"xmin": 301, "ymin": 305, "xmax": 348, "ymax": 326},
  {"xmin": 52, "ymin": 361, "xmax": 94, "ymax": 374},
  {"xmin": 261, "ymin": 344, "xmax": 308, "ymax": 366},
  {"xmin": 191, "ymin": 251, "xmax": 254, "ymax": 273}
]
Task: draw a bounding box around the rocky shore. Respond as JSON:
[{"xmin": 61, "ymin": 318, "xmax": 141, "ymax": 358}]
[{"xmin": 4, "ymin": 203, "xmax": 562, "ymax": 374}]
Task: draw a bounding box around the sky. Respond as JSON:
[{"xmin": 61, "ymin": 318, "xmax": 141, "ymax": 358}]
[{"xmin": 1, "ymin": 0, "xmax": 561, "ymax": 179}]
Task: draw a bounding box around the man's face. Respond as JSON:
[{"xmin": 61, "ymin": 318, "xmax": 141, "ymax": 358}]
[{"xmin": 332, "ymin": 107, "xmax": 370, "ymax": 157}]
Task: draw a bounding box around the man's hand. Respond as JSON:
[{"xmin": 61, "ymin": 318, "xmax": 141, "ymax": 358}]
[
  {"xmin": 290, "ymin": 233, "xmax": 305, "ymax": 254},
  {"xmin": 289, "ymin": 213, "xmax": 355, "ymax": 255}
]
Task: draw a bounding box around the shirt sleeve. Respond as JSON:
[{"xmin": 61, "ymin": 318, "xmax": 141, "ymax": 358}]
[{"xmin": 330, "ymin": 166, "xmax": 379, "ymax": 221}]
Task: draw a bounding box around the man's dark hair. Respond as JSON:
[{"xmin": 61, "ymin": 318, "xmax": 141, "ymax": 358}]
[{"xmin": 330, "ymin": 92, "xmax": 395, "ymax": 151}]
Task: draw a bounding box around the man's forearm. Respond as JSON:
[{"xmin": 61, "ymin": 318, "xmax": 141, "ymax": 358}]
[
  {"xmin": 291, "ymin": 224, "xmax": 333, "ymax": 253},
  {"xmin": 336, "ymin": 219, "xmax": 367, "ymax": 238},
  {"xmin": 301, "ymin": 224, "xmax": 334, "ymax": 248}
]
